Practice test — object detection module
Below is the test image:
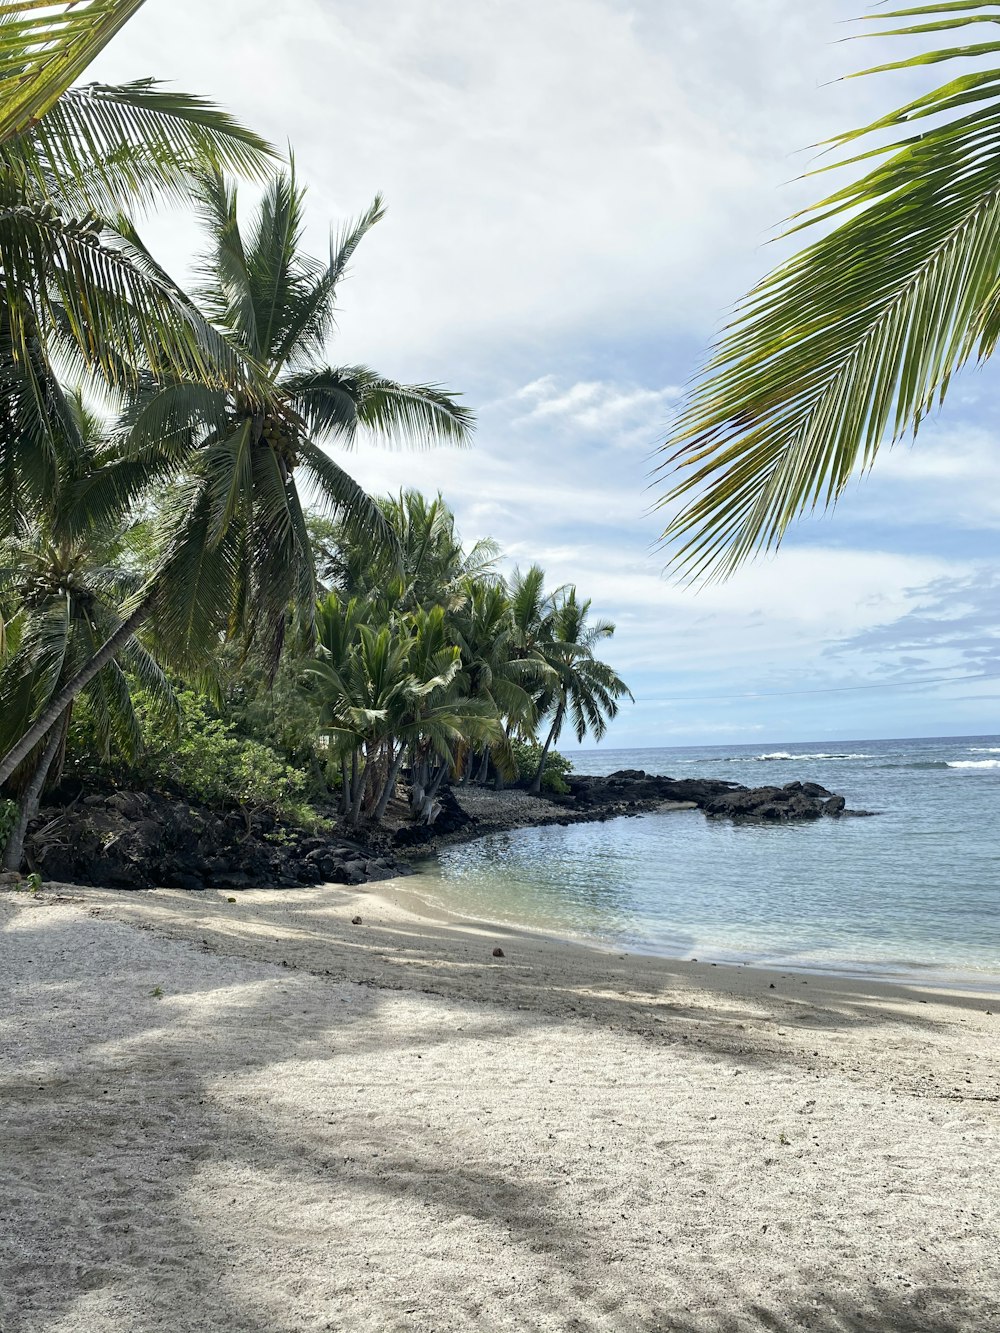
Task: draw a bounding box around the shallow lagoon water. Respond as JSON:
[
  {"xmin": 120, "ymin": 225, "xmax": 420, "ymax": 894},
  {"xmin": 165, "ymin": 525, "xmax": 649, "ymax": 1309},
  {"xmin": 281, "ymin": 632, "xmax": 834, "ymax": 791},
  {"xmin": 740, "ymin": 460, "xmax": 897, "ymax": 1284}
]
[{"xmin": 418, "ymin": 735, "xmax": 1000, "ymax": 985}]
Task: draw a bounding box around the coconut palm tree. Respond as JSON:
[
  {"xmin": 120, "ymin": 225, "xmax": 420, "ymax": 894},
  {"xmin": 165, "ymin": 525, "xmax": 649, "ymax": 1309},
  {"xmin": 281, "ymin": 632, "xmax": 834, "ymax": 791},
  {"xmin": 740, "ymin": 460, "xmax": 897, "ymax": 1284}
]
[
  {"xmin": 0, "ymin": 24, "xmax": 275, "ymax": 410},
  {"xmin": 0, "ymin": 390, "xmax": 173, "ymax": 869},
  {"xmin": 529, "ymin": 589, "xmax": 632, "ymax": 794},
  {"xmin": 330, "ymin": 490, "xmax": 499, "ymax": 618},
  {"xmin": 0, "ymin": 17, "xmax": 275, "ymax": 642},
  {"xmin": 657, "ymin": 4, "xmax": 1000, "ymax": 579},
  {"xmin": 0, "ymin": 1, "xmax": 148, "ymax": 145},
  {"xmin": 142, "ymin": 172, "xmax": 474, "ymax": 663},
  {"xmin": 452, "ymin": 577, "xmax": 545, "ymax": 782},
  {"xmin": 306, "ymin": 599, "xmax": 494, "ymax": 828},
  {"xmin": 0, "ymin": 170, "xmax": 474, "ymax": 788}
]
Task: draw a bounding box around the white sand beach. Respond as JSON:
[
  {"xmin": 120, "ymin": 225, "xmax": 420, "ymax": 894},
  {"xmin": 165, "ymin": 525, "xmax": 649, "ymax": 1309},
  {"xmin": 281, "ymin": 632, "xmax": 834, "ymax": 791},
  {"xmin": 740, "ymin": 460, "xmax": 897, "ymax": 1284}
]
[{"xmin": 2, "ymin": 879, "xmax": 999, "ymax": 1332}]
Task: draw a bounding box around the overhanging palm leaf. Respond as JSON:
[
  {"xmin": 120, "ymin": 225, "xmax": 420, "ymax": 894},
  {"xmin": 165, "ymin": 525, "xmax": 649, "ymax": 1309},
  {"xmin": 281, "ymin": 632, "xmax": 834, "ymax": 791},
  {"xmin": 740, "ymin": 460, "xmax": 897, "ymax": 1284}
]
[
  {"xmin": 0, "ymin": 190, "xmax": 245, "ymax": 388},
  {"xmin": 658, "ymin": 3, "xmax": 1000, "ymax": 579},
  {"xmin": 10, "ymin": 80, "xmax": 274, "ymax": 215},
  {"xmin": 0, "ymin": 0, "xmax": 147, "ymax": 145}
]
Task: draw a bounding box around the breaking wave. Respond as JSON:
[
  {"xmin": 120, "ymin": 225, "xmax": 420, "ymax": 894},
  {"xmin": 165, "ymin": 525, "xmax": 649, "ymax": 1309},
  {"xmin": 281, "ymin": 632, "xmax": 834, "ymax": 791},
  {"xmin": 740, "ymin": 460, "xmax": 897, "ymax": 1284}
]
[{"xmin": 734, "ymin": 751, "xmax": 874, "ymax": 763}]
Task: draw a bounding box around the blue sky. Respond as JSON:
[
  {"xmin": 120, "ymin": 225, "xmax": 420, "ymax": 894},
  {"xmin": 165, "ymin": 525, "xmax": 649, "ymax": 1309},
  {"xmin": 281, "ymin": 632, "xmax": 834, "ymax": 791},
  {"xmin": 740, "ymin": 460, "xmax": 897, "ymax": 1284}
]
[{"xmin": 92, "ymin": 0, "xmax": 1000, "ymax": 748}]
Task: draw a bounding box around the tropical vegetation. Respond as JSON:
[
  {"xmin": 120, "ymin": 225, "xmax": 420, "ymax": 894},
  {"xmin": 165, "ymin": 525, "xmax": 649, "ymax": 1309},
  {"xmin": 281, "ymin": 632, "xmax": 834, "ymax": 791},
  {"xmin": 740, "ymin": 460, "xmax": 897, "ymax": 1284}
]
[
  {"xmin": 0, "ymin": 3, "xmax": 632, "ymax": 870},
  {"xmin": 49, "ymin": 492, "xmax": 630, "ymax": 838},
  {"xmin": 658, "ymin": 3, "xmax": 1000, "ymax": 579}
]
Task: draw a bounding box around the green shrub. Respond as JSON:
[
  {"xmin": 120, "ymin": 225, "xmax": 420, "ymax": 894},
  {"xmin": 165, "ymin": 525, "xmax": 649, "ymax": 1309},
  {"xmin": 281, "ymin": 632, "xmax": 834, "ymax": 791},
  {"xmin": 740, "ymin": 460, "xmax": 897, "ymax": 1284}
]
[
  {"xmin": 69, "ymin": 690, "xmax": 323, "ymax": 831},
  {"xmin": 156, "ymin": 692, "xmax": 322, "ymax": 830},
  {"xmin": 508, "ymin": 739, "xmax": 574, "ymax": 793}
]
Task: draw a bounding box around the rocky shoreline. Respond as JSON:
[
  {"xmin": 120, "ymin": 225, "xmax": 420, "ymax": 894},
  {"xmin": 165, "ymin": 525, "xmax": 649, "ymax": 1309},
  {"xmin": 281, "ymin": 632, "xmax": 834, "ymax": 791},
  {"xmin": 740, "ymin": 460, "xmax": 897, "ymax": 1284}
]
[{"xmin": 16, "ymin": 768, "xmax": 871, "ymax": 893}]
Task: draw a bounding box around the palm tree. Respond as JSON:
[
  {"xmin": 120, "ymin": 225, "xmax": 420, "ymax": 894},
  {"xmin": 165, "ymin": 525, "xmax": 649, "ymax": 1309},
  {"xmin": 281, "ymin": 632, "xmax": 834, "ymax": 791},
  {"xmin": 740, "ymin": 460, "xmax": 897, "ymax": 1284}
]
[
  {"xmin": 657, "ymin": 5, "xmax": 1000, "ymax": 579},
  {"xmin": 0, "ymin": 1, "xmax": 149, "ymax": 146},
  {"xmin": 0, "ymin": 19, "xmax": 275, "ymax": 662},
  {"xmin": 145, "ymin": 172, "xmax": 474, "ymax": 662},
  {"xmin": 0, "ymin": 170, "xmax": 474, "ymax": 788},
  {"xmin": 0, "ymin": 390, "xmax": 173, "ymax": 869},
  {"xmin": 331, "ymin": 490, "xmax": 499, "ymax": 618},
  {"xmin": 529, "ymin": 589, "xmax": 632, "ymax": 794},
  {"xmin": 0, "ymin": 39, "xmax": 275, "ymax": 408},
  {"xmin": 401, "ymin": 603, "xmax": 501, "ymax": 822},
  {"xmin": 452, "ymin": 577, "xmax": 543, "ymax": 783},
  {"xmin": 306, "ymin": 598, "xmax": 494, "ymax": 827}
]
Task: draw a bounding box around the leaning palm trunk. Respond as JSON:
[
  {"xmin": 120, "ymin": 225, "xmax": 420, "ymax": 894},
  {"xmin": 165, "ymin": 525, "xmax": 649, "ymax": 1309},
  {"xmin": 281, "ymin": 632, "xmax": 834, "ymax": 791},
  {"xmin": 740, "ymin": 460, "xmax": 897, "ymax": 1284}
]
[
  {"xmin": 372, "ymin": 746, "xmax": 408, "ymax": 824},
  {"xmin": 427, "ymin": 759, "xmax": 450, "ymax": 803},
  {"xmin": 350, "ymin": 747, "xmax": 371, "ymax": 829},
  {"xmin": 409, "ymin": 756, "xmax": 429, "ymax": 817},
  {"xmin": 0, "ymin": 604, "xmax": 148, "ymax": 790},
  {"xmin": 2, "ymin": 720, "xmax": 64, "ymax": 872},
  {"xmin": 416, "ymin": 759, "xmax": 451, "ymax": 825},
  {"xmin": 530, "ymin": 705, "xmax": 564, "ymax": 795}
]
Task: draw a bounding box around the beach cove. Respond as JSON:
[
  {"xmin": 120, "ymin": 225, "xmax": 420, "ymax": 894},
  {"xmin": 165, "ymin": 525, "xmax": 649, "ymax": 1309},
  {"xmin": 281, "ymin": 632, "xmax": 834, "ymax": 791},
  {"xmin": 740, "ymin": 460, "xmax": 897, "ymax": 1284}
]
[{"xmin": 3, "ymin": 875, "xmax": 999, "ymax": 1332}]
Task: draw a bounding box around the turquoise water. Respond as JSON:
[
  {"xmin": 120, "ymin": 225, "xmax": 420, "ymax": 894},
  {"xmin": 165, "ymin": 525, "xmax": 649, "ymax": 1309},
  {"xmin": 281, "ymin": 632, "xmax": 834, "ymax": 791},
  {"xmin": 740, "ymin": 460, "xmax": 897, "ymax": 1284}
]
[{"xmin": 417, "ymin": 736, "xmax": 1000, "ymax": 985}]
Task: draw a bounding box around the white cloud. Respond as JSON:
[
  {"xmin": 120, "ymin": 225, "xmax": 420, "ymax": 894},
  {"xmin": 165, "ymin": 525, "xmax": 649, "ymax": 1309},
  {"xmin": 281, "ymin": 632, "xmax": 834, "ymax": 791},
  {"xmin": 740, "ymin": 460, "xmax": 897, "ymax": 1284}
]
[
  {"xmin": 512, "ymin": 376, "xmax": 681, "ymax": 442},
  {"xmin": 83, "ymin": 1, "xmax": 1000, "ymax": 744},
  {"xmin": 89, "ymin": 0, "xmax": 897, "ymax": 373},
  {"xmin": 523, "ymin": 544, "xmax": 965, "ymax": 670}
]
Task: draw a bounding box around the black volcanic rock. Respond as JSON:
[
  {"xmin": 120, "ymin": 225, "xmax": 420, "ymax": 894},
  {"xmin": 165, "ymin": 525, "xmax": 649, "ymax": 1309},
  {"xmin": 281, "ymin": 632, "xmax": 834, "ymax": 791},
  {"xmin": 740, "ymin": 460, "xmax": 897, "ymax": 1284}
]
[
  {"xmin": 24, "ymin": 789, "xmax": 407, "ymax": 890},
  {"xmin": 392, "ymin": 787, "xmax": 473, "ymax": 848},
  {"xmin": 565, "ymin": 771, "xmax": 866, "ymax": 823}
]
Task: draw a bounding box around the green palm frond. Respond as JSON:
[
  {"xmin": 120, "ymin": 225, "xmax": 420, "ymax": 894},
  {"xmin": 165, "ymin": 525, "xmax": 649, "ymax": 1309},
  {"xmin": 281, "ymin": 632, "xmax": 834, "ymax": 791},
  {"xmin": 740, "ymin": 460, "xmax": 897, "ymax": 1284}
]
[
  {"xmin": 285, "ymin": 365, "xmax": 474, "ymax": 450},
  {"xmin": 658, "ymin": 3, "xmax": 1000, "ymax": 579},
  {"xmin": 147, "ymin": 480, "xmax": 241, "ymax": 671},
  {"xmin": 10, "ymin": 80, "xmax": 275, "ymax": 216},
  {"xmin": 243, "ymin": 168, "xmax": 307, "ymax": 363},
  {"xmin": 203, "ymin": 418, "xmax": 254, "ymax": 545},
  {"xmin": 115, "ymin": 378, "xmax": 230, "ymax": 460},
  {"xmin": 0, "ymin": 315, "xmax": 80, "ymax": 532},
  {"xmin": 0, "ymin": 0, "xmax": 147, "ymax": 146},
  {"xmin": 272, "ymin": 195, "xmax": 385, "ymax": 372},
  {"xmin": 0, "ymin": 193, "xmax": 243, "ymax": 389},
  {"xmin": 296, "ymin": 437, "xmax": 397, "ymax": 554},
  {"xmin": 193, "ymin": 167, "xmax": 260, "ymax": 356}
]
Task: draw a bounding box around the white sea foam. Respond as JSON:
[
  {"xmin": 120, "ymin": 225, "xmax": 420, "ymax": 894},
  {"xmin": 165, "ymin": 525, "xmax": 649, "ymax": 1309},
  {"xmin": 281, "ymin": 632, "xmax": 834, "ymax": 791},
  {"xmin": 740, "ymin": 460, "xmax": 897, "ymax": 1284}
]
[
  {"xmin": 969, "ymin": 747, "xmax": 1000, "ymax": 754},
  {"xmin": 751, "ymin": 751, "xmax": 872, "ymax": 762},
  {"xmin": 947, "ymin": 760, "xmax": 1000, "ymax": 770}
]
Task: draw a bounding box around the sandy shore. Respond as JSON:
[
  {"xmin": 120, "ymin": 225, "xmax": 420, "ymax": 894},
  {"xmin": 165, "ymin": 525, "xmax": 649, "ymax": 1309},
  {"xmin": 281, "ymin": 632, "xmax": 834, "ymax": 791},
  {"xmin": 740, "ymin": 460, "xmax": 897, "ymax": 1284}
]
[{"xmin": 2, "ymin": 878, "xmax": 999, "ymax": 1332}]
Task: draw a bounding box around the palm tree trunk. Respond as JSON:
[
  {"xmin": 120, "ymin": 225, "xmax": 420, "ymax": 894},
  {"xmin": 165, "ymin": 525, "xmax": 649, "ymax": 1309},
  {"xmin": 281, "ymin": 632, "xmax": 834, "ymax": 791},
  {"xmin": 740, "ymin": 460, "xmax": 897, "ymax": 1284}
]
[
  {"xmin": 410, "ymin": 756, "xmax": 429, "ymax": 816},
  {"xmin": 418, "ymin": 759, "xmax": 452, "ymax": 826},
  {"xmin": 340, "ymin": 757, "xmax": 351, "ymax": 817},
  {"xmin": 428, "ymin": 758, "xmax": 450, "ymax": 802},
  {"xmin": 2, "ymin": 720, "xmax": 63, "ymax": 872},
  {"xmin": 372, "ymin": 746, "xmax": 407, "ymax": 824},
  {"xmin": 475, "ymin": 748, "xmax": 491, "ymax": 784},
  {"xmin": 496, "ymin": 718, "xmax": 517, "ymax": 791},
  {"xmin": 530, "ymin": 707, "xmax": 563, "ymax": 795},
  {"xmin": 350, "ymin": 747, "xmax": 369, "ymax": 828},
  {"xmin": 0, "ymin": 604, "xmax": 148, "ymax": 791}
]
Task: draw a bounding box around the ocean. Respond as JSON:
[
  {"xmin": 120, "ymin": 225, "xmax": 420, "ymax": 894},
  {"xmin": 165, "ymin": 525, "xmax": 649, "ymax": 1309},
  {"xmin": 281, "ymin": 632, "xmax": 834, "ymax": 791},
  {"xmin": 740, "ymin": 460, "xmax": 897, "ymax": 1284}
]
[{"xmin": 415, "ymin": 735, "xmax": 1000, "ymax": 987}]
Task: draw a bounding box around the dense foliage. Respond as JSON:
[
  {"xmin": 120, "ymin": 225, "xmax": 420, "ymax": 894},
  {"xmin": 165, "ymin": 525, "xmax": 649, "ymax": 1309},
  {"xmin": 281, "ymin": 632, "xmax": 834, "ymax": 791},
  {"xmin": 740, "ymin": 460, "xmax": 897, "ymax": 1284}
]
[
  {"xmin": 66, "ymin": 689, "xmax": 320, "ymax": 832},
  {"xmin": 302, "ymin": 492, "xmax": 631, "ymax": 827}
]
